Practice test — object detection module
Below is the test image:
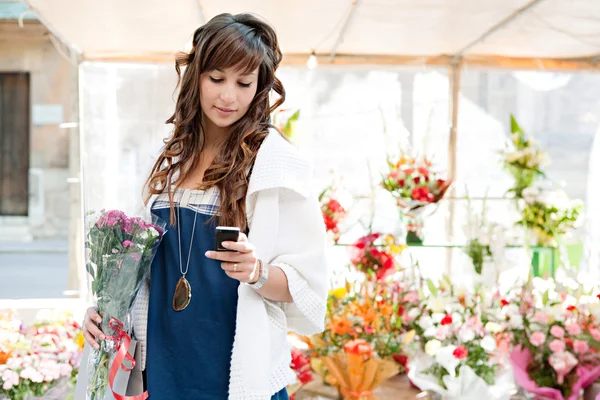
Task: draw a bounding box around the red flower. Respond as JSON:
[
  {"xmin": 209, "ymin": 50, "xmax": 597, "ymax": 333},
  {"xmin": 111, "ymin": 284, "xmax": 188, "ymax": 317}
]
[
  {"xmin": 397, "ymin": 305, "xmax": 405, "ymax": 316},
  {"xmin": 417, "ymin": 167, "xmax": 429, "ymax": 176},
  {"xmin": 440, "ymin": 314, "xmax": 453, "ymax": 326},
  {"xmin": 567, "ymin": 305, "xmax": 577, "ymax": 312},
  {"xmin": 398, "ymin": 179, "xmax": 405, "ymax": 187},
  {"xmin": 392, "ymin": 353, "xmax": 409, "ymax": 373},
  {"xmin": 404, "ymin": 168, "xmax": 414, "ymax": 175},
  {"xmin": 597, "ymin": 294, "xmax": 600, "ymax": 300},
  {"xmin": 327, "ymin": 198, "xmax": 344, "ymax": 213},
  {"xmin": 413, "ymin": 176, "xmax": 421, "ymax": 184},
  {"xmin": 453, "ymin": 346, "xmax": 468, "ymax": 359},
  {"xmin": 297, "ymin": 369, "xmax": 313, "ymax": 384},
  {"xmin": 500, "ymin": 299, "xmax": 509, "ymax": 307},
  {"xmin": 411, "ymin": 186, "xmax": 434, "ymax": 202}
]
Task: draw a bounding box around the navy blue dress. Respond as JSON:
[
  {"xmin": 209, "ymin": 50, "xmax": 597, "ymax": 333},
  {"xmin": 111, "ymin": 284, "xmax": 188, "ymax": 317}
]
[{"xmin": 146, "ymin": 187, "xmax": 288, "ymax": 399}]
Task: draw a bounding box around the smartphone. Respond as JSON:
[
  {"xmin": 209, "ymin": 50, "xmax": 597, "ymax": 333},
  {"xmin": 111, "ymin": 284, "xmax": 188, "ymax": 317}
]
[{"xmin": 215, "ymin": 226, "xmax": 240, "ymax": 252}]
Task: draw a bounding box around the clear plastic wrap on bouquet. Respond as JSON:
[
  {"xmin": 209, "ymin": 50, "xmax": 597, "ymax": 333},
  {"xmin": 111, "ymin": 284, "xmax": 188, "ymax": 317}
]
[{"xmin": 84, "ymin": 210, "xmax": 166, "ymax": 400}]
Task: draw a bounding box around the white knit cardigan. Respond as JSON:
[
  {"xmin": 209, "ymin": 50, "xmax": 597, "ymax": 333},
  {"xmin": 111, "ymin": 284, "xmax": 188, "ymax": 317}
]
[{"xmin": 131, "ymin": 129, "xmax": 329, "ymax": 399}]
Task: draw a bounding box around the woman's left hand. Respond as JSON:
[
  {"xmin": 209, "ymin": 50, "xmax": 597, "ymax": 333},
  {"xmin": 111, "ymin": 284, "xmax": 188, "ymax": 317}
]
[{"xmin": 205, "ymin": 233, "xmax": 259, "ymax": 284}]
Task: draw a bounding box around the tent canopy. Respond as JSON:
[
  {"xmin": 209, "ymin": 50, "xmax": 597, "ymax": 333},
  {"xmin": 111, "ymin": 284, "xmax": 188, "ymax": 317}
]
[{"xmin": 23, "ymin": 0, "xmax": 600, "ymax": 68}]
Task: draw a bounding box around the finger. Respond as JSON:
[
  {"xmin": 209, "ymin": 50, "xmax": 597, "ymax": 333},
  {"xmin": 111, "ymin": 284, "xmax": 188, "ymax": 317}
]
[
  {"xmin": 222, "ymin": 241, "xmax": 254, "ymax": 253},
  {"xmin": 238, "ymin": 233, "xmax": 248, "ymax": 242},
  {"xmin": 205, "ymin": 250, "xmax": 247, "ymax": 262},
  {"xmin": 221, "ymin": 262, "xmax": 251, "ymax": 273},
  {"xmin": 83, "ymin": 331, "xmax": 101, "ymax": 350},
  {"xmin": 86, "ymin": 307, "xmax": 102, "ymax": 324},
  {"xmin": 85, "ymin": 321, "xmax": 106, "ymax": 341}
]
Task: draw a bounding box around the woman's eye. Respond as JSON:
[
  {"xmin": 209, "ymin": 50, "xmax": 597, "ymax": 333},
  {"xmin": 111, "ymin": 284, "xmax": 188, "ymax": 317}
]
[
  {"xmin": 238, "ymin": 82, "xmax": 252, "ymax": 88},
  {"xmin": 209, "ymin": 77, "xmax": 223, "ymax": 83}
]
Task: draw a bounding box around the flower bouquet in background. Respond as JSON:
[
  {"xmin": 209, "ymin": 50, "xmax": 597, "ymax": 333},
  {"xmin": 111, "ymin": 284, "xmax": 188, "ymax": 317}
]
[
  {"xmin": 406, "ymin": 278, "xmax": 513, "ymax": 399},
  {"xmin": 287, "ymin": 348, "xmax": 313, "ymax": 400},
  {"xmin": 519, "ymin": 186, "xmax": 582, "ymax": 247},
  {"xmin": 84, "ymin": 209, "xmax": 166, "ymax": 400},
  {"xmin": 463, "ymin": 193, "xmax": 506, "ymax": 281},
  {"xmin": 0, "ymin": 310, "xmax": 84, "ymax": 400},
  {"xmin": 308, "ymin": 281, "xmax": 417, "ymax": 398},
  {"xmin": 381, "ymin": 153, "xmax": 451, "ymax": 244},
  {"xmin": 347, "ymin": 233, "xmax": 405, "ymax": 281},
  {"xmin": 500, "ymin": 115, "xmax": 548, "ymax": 198},
  {"xmin": 319, "ymin": 339, "xmax": 399, "ymax": 400},
  {"xmin": 503, "ymin": 279, "xmax": 600, "ymax": 399},
  {"xmin": 319, "ymin": 180, "xmax": 351, "ymax": 243}
]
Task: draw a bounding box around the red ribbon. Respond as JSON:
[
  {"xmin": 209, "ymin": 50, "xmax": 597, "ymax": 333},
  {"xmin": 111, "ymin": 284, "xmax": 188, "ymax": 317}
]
[{"xmin": 106, "ymin": 318, "xmax": 149, "ymax": 400}]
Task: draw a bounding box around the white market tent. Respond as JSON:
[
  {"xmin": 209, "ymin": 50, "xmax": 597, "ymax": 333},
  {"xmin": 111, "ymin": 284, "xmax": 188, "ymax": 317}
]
[
  {"xmin": 20, "ymin": 0, "xmax": 600, "ymax": 277},
  {"xmin": 24, "ymin": 0, "xmax": 600, "ymax": 68}
]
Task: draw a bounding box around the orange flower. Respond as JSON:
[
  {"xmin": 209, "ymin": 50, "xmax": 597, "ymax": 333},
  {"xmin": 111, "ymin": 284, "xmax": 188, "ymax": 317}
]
[
  {"xmin": 350, "ymin": 303, "xmax": 377, "ymax": 325},
  {"xmin": 329, "ymin": 316, "xmax": 353, "ymax": 336},
  {"xmin": 344, "ymin": 339, "xmax": 373, "ymax": 356},
  {"xmin": 0, "ymin": 351, "xmax": 11, "ymax": 364},
  {"xmin": 377, "ymin": 301, "xmax": 394, "ymax": 318}
]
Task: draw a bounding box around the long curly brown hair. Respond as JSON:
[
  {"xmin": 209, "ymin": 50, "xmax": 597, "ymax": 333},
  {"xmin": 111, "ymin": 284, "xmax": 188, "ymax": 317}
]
[{"xmin": 144, "ymin": 13, "xmax": 286, "ymax": 230}]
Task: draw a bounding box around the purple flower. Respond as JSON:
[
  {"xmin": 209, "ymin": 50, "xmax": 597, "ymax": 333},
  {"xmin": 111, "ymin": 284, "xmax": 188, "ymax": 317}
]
[{"xmin": 122, "ymin": 240, "xmax": 134, "ymax": 248}]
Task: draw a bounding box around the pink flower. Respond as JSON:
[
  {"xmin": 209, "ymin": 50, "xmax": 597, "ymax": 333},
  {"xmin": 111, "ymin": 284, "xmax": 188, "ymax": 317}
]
[
  {"xmin": 122, "ymin": 240, "xmax": 134, "ymax": 248},
  {"xmin": 533, "ymin": 312, "xmax": 549, "ymax": 324},
  {"xmin": 566, "ymin": 323, "xmax": 582, "ymax": 336},
  {"xmin": 549, "ymin": 339, "xmax": 566, "ymax": 353},
  {"xmin": 573, "ymin": 340, "xmax": 589, "ymax": 354},
  {"xmin": 548, "ymin": 351, "xmax": 578, "ymax": 384},
  {"xmin": 130, "ymin": 252, "xmax": 142, "ymax": 262},
  {"xmin": 550, "ymin": 325, "xmax": 565, "ymax": 338},
  {"xmin": 529, "ymin": 331, "xmax": 546, "ymax": 347},
  {"xmin": 435, "ymin": 326, "xmax": 450, "ymax": 340},
  {"xmin": 590, "ymin": 328, "xmax": 600, "ymax": 341}
]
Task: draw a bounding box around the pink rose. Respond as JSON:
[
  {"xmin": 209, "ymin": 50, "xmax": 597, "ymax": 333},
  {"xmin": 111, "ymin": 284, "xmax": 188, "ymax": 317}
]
[
  {"xmin": 533, "ymin": 312, "xmax": 549, "ymax": 324},
  {"xmin": 548, "ymin": 351, "xmax": 578, "ymax": 384},
  {"xmin": 550, "ymin": 325, "xmax": 565, "ymax": 338},
  {"xmin": 122, "ymin": 240, "xmax": 134, "ymax": 248},
  {"xmin": 530, "ymin": 331, "xmax": 546, "ymax": 347},
  {"xmin": 566, "ymin": 323, "xmax": 582, "ymax": 336},
  {"xmin": 573, "ymin": 340, "xmax": 589, "ymax": 354},
  {"xmin": 590, "ymin": 328, "xmax": 600, "ymax": 341},
  {"xmin": 549, "ymin": 339, "xmax": 566, "ymax": 353}
]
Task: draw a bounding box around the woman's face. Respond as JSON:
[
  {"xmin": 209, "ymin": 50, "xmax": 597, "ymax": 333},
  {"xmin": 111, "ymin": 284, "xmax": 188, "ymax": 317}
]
[{"xmin": 200, "ymin": 66, "xmax": 259, "ymax": 129}]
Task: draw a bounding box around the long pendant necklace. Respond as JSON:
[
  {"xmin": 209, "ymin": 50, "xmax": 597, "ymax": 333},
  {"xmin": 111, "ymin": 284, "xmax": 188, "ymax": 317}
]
[{"xmin": 172, "ymin": 202, "xmax": 198, "ymax": 311}]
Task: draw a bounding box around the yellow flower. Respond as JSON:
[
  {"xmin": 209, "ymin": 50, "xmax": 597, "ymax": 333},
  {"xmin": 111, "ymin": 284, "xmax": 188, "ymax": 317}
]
[
  {"xmin": 403, "ymin": 330, "xmax": 416, "ymax": 345},
  {"xmin": 74, "ymin": 331, "xmax": 85, "ymax": 351},
  {"xmin": 329, "ymin": 287, "xmax": 347, "ymax": 299}
]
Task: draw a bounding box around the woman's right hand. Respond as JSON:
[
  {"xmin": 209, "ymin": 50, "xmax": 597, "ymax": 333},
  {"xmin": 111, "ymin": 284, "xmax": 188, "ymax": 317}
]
[{"xmin": 83, "ymin": 307, "xmax": 106, "ymax": 350}]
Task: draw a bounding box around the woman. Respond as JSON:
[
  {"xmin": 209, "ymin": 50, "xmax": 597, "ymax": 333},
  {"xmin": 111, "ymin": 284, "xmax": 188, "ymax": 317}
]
[{"xmin": 81, "ymin": 13, "xmax": 328, "ymax": 400}]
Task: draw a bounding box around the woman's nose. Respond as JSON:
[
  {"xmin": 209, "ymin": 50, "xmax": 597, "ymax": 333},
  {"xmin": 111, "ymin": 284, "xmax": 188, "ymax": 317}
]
[{"xmin": 220, "ymin": 85, "xmax": 236, "ymax": 103}]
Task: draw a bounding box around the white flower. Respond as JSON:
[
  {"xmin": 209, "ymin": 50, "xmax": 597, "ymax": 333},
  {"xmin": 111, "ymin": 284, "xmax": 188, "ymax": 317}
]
[
  {"xmin": 432, "ymin": 312, "xmax": 446, "ymax": 324},
  {"xmin": 485, "ymin": 322, "xmax": 502, "ymax": 334},
  {"xmin": 480, "ymin": 336, "xmax": 497, "ymax": 352},
  {"xmin": 418, "ymin": 316, "xmax": 434, "ymax": 331},
  {"xmin": 435, "ymin": 326, "xmax": 451, "ymax": 341},
  {"xmin": 149, "ymin": 227, "xmax": 159, "ymax": 238},
  {"xmin": 408, "ymin": 308, "xmax": 421, "ymax": 320},
  {"xmin": 458, "ymin": 327, "xmax": 476, "ymax": 343},
  {"xmin": 508, "ymin": 314, "xmax": 524, "ymax": 329},
  {"xmin": 435, "ymin": 345, "xmax": 460, "ymax": 377},
  {"xmin": 426, "ymin": 296, "xmax": 447, "ymax": 313},
  {"xmin": 425, "ymin": 339, "xmax": 442, "ymax": 356},
  {"xmin": 140, "ymin": 230, "xmax": 149, "ymax": 240},
  {"xmin": 423, "ymin": 327, "xmax": 437, "ymax": 338},
  {"xmin": 522, "ymin": 187, "xmax": 539, "ymax": 205}
]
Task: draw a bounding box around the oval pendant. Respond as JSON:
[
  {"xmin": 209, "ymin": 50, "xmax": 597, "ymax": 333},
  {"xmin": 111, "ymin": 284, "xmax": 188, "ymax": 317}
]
[{"xmin": 173, "ymin": 276, "xmax": 191, "ymax": 311}]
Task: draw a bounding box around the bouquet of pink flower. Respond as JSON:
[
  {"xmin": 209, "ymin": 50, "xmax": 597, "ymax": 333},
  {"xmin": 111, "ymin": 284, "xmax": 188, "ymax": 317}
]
[
  {"xmin": 84, "ymin": 209, "xmax": 166, "ymax": 400},
  {"xmin": 503, "ymin": 282, "xmax": 600, "ymax": 399}
]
